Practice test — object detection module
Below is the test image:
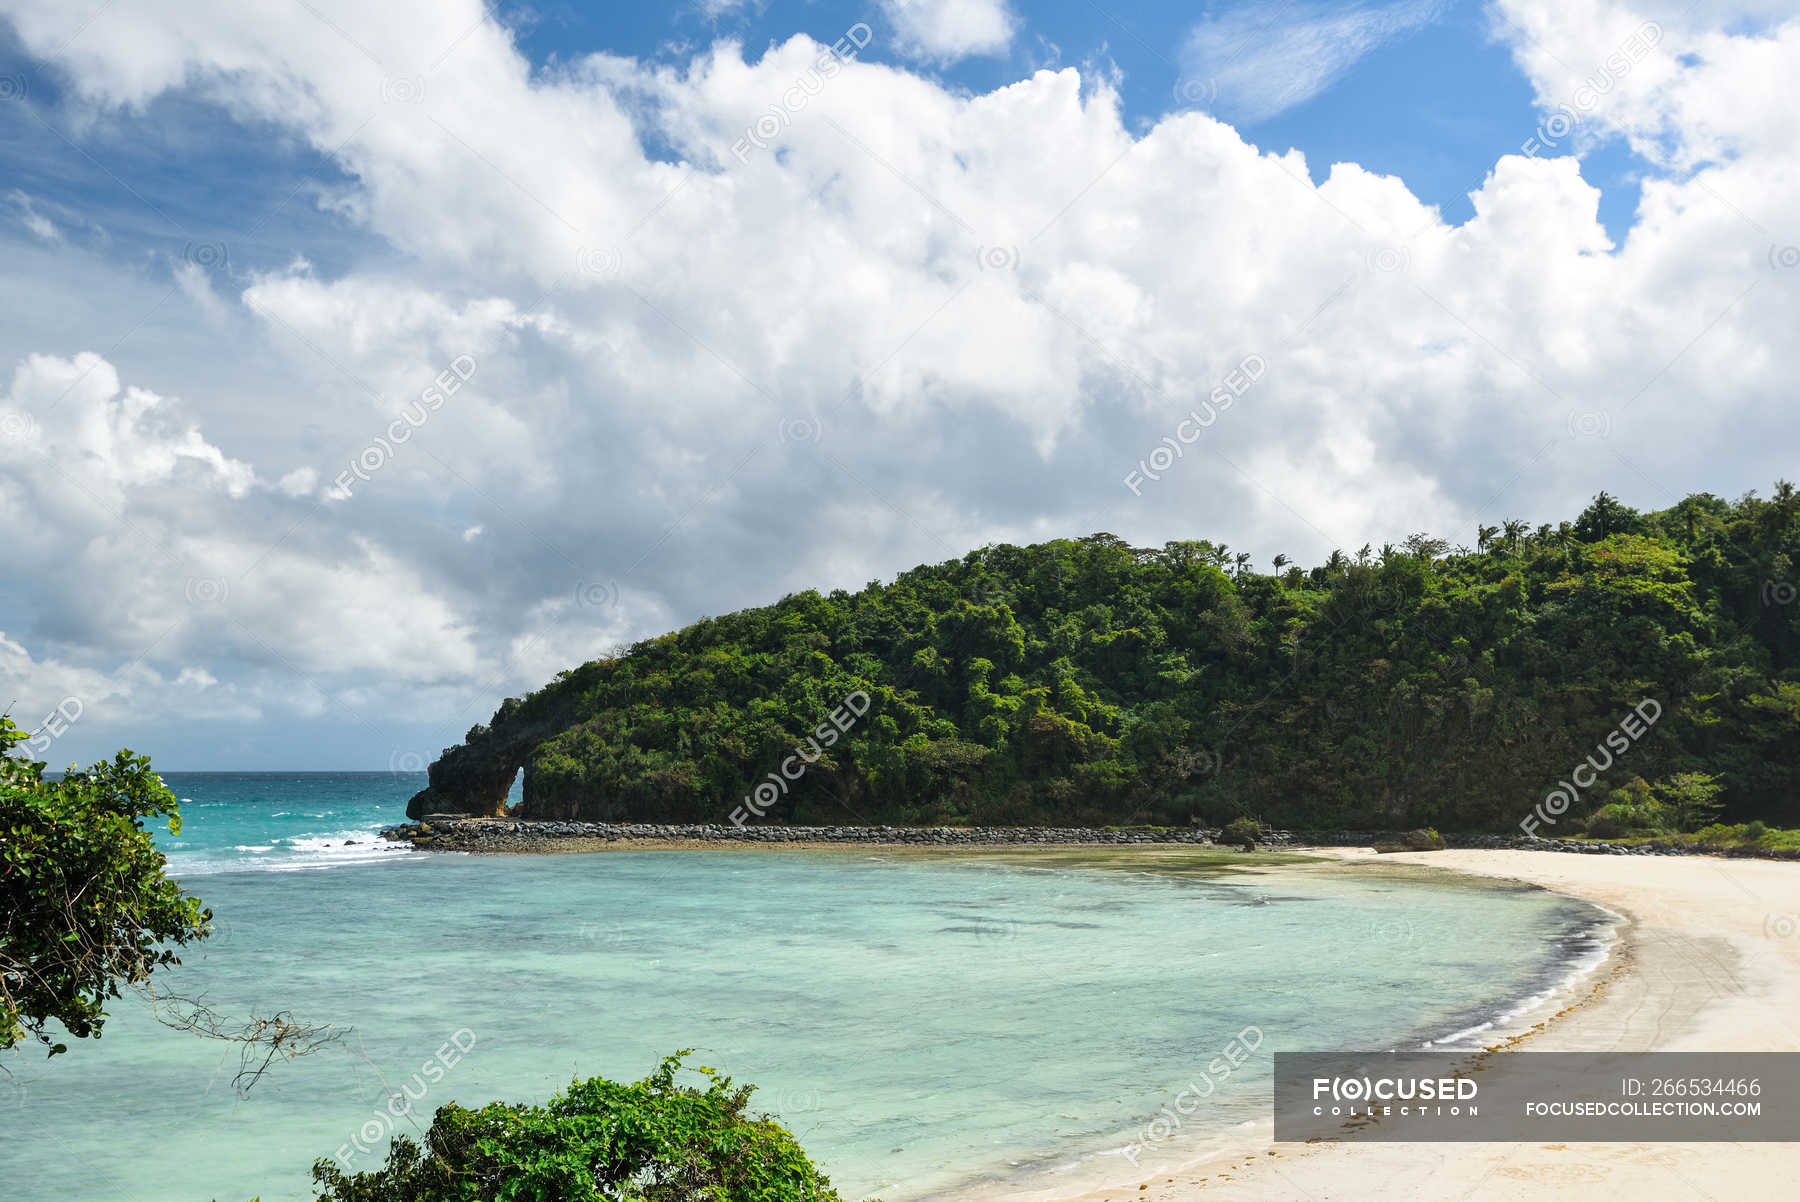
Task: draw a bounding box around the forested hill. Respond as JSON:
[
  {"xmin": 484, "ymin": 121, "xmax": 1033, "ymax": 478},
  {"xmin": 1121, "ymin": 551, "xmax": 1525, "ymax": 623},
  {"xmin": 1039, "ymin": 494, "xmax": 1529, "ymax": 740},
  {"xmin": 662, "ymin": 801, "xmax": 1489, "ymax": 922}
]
[{"xmin": 409, "ymin": 487, "xmax": 1800, "ymax": 833}]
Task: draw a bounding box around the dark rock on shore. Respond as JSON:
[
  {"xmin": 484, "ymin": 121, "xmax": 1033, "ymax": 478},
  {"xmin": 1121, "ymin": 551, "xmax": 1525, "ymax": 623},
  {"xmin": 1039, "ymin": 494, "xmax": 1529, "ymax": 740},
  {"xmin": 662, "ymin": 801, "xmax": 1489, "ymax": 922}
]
[{"xmin": 1371, "ymin": 828, "xmax": 1448, "ymax": 853}]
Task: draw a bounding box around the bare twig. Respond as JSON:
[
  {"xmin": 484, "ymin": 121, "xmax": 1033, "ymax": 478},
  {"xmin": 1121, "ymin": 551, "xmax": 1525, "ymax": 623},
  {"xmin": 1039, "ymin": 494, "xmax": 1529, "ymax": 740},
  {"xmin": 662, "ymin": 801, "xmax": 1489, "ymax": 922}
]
[{"xmin": 137, "ymin": 982, "xmax": 343, "ymax": 1094}]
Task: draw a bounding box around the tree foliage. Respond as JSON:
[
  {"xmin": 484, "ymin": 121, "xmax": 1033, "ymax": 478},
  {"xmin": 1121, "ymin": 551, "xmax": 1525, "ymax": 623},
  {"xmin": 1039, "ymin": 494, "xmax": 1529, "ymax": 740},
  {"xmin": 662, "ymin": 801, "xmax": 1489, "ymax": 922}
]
[
  {"xmin": 310, "ymin": 1052, "xmax": 856, "ymax": 1202},
  {"xmin": 0, "ymin": 717, "xmax": 211, "ymax": 1054},
  {"xmin": 438, "ymin": 487, "xmax": 1800, "ymax": 833}
]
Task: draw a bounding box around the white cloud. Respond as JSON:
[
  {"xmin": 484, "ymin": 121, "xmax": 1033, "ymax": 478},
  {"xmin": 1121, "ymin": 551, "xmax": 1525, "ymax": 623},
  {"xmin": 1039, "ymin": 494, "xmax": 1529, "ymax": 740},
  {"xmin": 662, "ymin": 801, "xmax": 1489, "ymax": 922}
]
[
  {"xmin": 1493, "ymin": 0, "xmax": 1800, "ymax": 171},
  {"xmin": 0, "ymin": 0, "xmax": 1793, "ymax": 766},
  {"xmin": 173, "ymin": 259, "xmax": 230, "ymax": 325},
  {"xmin": 1, "ymin": 351, "xmax": 255, "ymax": 498},
  {"xmin": 1180, "ymin": 0, "xmax": 1450, "ymax": 123},
  {"xmin": 175, "ymin": 666, "xmax": 218, "ymax": 688},
  {"xmin": 278, "ymin": 466, "xmax": 318, "ymax": 497},
  {"xmin": 880, "ymin": 0, "xmax": 1018, "ymax": 63},
  {"xmin": 8, "ymin": 190, "xmax": 60, "ymax": 241},
  {"xmin": 0, "ymin": 351, "xmax": 500, "ymax": 756},
  {"xmin": 696, "ymin": 0, "xmax": 757, "ymax": 17}
]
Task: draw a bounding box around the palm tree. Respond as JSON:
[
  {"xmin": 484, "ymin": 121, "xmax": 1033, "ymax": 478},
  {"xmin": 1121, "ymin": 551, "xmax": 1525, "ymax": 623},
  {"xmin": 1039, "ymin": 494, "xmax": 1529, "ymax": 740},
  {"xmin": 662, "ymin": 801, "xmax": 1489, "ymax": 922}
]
[
  {"xmin": 1501, "ymin": 519, "xmax": 1528, "ymax": 554},
  {"xmin": 1233, "ymin": 552, "xmax": 1252, "ymax": 579},
  {"xmin": 1272, "ymin": 553, "xmax": 1290, "ymax": 574},
  {"xmin": 1476, "ymin": 524, "xmax": 1499, "ymax": 552},
  {"xmin": 1586, "ymin": 491, "xmax": 1622, "ymax": 538},
  {"xmin": 1356, "ymin": 543, "xmax": 1372, "ymax": 565},
  {"xmin": 1772, "ymin": 479, "xmax": 1797, "ymax": 525}
]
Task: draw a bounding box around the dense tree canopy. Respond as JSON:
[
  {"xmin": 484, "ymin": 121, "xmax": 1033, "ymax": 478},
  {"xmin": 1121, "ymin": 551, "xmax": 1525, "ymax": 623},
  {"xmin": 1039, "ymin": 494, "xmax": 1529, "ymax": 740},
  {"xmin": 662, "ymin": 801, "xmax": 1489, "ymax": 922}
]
[
  {"xmin": 0, "ymin": 718, "xmax": 211, "ymax": 1054},
  {"xmin": 421, "ymin": 486, "xmax": 1800, "ymax": 833}
]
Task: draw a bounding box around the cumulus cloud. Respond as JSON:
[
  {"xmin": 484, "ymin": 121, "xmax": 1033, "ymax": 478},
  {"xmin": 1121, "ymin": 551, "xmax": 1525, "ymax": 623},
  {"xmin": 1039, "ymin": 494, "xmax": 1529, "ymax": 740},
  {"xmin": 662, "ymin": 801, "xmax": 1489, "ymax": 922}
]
[
  {"xmin": 0, "ymin": 351, "xmax": 497, "ymax": 755},
  {"xmin": 880, "ymin": 0, "xmax": 1017, "ymax": 63},
  {"xmin": 1493, "ymin": 0, "xmax": 1800, "ymax": 171},
  {"xmin": 0, "ymin": 0, "xmax": 1793, "ymax": 765}
]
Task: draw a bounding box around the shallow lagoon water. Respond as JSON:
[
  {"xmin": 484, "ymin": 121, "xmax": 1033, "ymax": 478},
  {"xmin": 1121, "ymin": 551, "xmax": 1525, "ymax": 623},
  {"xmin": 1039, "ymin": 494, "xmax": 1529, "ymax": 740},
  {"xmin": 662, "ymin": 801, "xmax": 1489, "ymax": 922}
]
[{"xmin": 3, "ymin": 775, "xmax": 1609, "ymax": 1201}]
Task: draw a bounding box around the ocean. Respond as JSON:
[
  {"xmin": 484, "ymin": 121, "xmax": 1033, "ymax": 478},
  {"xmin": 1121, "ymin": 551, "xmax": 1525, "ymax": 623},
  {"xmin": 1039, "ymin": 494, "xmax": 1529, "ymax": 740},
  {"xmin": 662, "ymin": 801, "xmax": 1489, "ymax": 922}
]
[{"xmin": 3, "ymin": 773, "xmax": 1612, "ymax": 1201}]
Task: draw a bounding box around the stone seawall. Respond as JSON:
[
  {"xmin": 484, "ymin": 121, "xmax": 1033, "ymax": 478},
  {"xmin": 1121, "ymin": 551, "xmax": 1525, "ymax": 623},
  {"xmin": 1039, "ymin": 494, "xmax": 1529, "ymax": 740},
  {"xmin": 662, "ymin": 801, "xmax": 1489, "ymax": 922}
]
[
  {"xmin": 383, "ymin": 818, "xmax": 1228, "ymax": 851},
  {"xmin": 379, "ymin": 819, "xmax": 1800, "ymax": 858}
]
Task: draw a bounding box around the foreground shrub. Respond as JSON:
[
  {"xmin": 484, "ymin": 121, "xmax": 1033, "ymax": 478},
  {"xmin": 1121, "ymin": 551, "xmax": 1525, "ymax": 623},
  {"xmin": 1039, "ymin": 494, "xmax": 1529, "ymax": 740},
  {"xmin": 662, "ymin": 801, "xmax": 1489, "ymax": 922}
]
[
  {"xmin": 1582, "ymin": 810, "xmax": 1625, "ymax": 838},
  {"xmin": 1, "ymin": 717, "xmax": 211, "ymax": 1054},
  {"xmin": 311, "ymin": 1052, "xmax": 861, "ymax": 1202},
  {"xmin": 1654, "ymin": 772, "xmax": 1726, "ymax": 833},
  {"xmin": 1218, "ymin": 816, "xmax": 1261, "ymax": 849}
]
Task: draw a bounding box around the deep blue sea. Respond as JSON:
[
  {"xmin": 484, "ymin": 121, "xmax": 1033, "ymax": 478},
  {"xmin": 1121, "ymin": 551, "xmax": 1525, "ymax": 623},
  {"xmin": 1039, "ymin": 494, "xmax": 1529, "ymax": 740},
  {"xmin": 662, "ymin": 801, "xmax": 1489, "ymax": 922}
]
[{"xmin": 3, "ymin": 773, "xmax": 1614, "ymax": 1202}]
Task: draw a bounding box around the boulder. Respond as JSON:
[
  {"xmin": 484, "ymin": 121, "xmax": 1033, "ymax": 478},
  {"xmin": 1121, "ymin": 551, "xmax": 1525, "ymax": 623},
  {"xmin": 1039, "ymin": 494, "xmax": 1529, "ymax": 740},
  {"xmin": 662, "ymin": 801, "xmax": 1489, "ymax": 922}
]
[{"xmin": 1372, "ymin": 828, "xmax": 1446, "ymax": 853}]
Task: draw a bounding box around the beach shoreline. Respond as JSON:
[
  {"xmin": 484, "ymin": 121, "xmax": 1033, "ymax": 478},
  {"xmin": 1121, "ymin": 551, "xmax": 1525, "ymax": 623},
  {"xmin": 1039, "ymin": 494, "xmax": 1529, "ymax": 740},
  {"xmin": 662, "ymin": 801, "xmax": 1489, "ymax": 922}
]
[
  {"xmin": 967, "ymin": 846, "xmax": 1800, "ymax": 1202},
  {"xmin": 373, "ymin": 822, "xmax": 1800, "ymax": 1198}
]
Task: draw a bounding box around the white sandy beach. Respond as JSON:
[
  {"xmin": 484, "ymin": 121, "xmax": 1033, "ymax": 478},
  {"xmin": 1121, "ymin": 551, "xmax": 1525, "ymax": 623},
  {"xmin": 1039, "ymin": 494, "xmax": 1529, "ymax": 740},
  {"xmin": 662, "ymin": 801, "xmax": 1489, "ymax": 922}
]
[{"xmin": 986, "ymin": 847, "xmax": 1800, "ymax": 1202}]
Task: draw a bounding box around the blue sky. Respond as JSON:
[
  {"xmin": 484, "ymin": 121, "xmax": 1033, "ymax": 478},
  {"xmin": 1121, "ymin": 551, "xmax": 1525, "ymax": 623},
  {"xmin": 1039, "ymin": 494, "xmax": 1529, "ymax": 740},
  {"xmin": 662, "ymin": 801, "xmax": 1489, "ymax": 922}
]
[{"xmin": 0, "ymin": 0, "xmax": 1793, "ymax": 768}]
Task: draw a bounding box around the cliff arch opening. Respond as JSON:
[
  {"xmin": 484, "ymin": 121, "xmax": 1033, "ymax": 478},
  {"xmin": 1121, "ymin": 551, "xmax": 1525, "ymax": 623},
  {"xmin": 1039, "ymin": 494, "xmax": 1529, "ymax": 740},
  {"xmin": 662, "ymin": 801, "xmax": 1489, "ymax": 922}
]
[{"xmin": 403, "ymin": 690, "xmax": 577, "ymax": 820}]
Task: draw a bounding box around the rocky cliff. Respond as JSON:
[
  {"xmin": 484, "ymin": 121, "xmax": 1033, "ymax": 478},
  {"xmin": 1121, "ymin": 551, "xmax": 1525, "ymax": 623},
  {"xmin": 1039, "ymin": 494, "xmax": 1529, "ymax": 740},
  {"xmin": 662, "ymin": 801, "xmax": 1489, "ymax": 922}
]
[{"xmin": 404, "ymin": 689, "xmax": 580, "ymax": 819}]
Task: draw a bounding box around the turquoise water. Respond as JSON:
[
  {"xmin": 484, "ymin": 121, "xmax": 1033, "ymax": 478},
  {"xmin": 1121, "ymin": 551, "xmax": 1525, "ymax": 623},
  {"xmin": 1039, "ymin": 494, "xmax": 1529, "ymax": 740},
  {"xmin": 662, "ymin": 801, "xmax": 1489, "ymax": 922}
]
[
  {"xmin": 152, "ymin": 771, "xmax": 487, "ymax": 875},
  {"xmin": 3, "ymin": 774, "xmax": 1609, "ymax": 1201}
]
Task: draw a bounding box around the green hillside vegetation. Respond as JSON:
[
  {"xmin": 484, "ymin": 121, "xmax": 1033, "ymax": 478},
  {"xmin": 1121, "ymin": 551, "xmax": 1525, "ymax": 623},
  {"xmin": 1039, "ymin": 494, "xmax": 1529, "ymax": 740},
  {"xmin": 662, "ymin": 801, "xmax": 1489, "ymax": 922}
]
[{"xmin": 410, "ymin": 486, "xmax": 1800, "ymax": 835}]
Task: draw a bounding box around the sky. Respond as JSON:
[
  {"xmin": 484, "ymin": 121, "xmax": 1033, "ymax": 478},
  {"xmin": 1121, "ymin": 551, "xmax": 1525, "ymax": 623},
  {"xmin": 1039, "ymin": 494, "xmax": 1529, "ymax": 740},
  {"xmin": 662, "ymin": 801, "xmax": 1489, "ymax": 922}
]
[{"xmin": 0, "ymin": 0, "xmax": 1795, "ymax": 769}]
